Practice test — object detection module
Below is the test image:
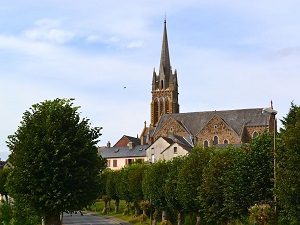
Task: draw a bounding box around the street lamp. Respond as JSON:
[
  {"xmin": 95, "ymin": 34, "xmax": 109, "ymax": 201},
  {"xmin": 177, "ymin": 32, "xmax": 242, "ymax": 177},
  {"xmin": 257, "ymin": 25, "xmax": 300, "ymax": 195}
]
[{"xmin": 262, "ymin": 103, "xmax": 278, "ymax": 224}]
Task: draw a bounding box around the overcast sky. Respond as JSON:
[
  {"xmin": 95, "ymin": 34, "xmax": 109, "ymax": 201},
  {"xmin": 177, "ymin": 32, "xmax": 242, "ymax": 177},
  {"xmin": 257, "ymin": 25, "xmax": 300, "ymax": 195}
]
[{"xmin": 1, "ymin": 1, "xmax": 299, "ymax": 160}]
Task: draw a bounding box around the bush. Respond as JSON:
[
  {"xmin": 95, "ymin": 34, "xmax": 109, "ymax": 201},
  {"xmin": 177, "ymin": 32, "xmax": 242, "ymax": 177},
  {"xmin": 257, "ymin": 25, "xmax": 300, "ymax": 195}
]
[{"xmin": 248, "ymin": 203, "xmax": 275, "ymax": 225}]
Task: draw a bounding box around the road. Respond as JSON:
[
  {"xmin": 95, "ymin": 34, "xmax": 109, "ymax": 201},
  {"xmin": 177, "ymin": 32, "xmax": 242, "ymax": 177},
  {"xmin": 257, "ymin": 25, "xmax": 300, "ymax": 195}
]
[{"xmin": 62, "ymin": 212, "xmax": 132, "ymax": 225}]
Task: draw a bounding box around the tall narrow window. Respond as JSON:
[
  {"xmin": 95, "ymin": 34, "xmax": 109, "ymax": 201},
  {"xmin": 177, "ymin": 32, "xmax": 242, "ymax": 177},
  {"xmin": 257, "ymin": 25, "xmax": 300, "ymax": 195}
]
[
  {"xmin": 154, "ymin": 99, "xmax": 159, "ymax": 125},
  {"xmin": 113, "ymin": 160, "xmax": 117, "ymax": 167},
  {"xmin": 165, "ymin": 98, "xmax": 169, "ymax": 113},
  {"xmin": 174, "ymin": 147, "xmax": 177, "ymax": 154},
  {"xmin": 204, "ymin": 140, "xmax": 209, "ymax": 147},
  {"xmin": 161, "ymin": 80, "xmax": 164, "ymax": 89},
  {"xmin": 151, "ymin": 154, "xmax": 155, "ymax": 163},
  {"xmin": 253, "ymin": 131, "xmax": 258, "ymax": 138},
  {"xmin": 213, "ymin": 136, "xmax": 219, "ymax": 145},
  {"xmin": 159, "ymin": 99, "xmax": 164, "ymax": 117}
]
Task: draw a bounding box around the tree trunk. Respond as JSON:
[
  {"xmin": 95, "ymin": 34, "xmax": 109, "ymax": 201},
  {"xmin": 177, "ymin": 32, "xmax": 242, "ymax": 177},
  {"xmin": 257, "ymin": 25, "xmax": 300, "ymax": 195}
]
[
  {"xmin": 108, "ymin": 199, "xmax": 111, "ymax": 213},
  {"xmin": 152, "ymin": 208, "xmax": 158, "ymax": 225},
  {"xmin": 102, "ymin": 200, "xmax": 108, "ymax": 213},
  {"xmin": 115, "ymin": 199, "xmax": 119, "ymax": 213},
  {"xmin": 134, "ymin": 204, "xmax": 139, "ymax": 217},
  {"xmin": 177, "ymin": 211, "xmax": 184, "ymax": 225},
  {"xmin": 196, "ymin": 212, "xmax": 201, "ymax": 225},
  {"xmin": 44, "ymin": 211, "xmax": 61, "ymax": 225},
  {"xmin": 126, "ymin": 201, "xmax": 130, "ymax": 216},
  {"xmin": 162, "ymin": 209, "xmax": 167, "ymax": 221}
]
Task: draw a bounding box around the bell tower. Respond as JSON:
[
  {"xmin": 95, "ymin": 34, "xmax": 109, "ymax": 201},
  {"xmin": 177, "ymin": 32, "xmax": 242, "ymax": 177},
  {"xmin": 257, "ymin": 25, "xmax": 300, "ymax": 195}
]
[{"xmin": 150, "ymin": 19, "xmax": 179, "ymax": 128}]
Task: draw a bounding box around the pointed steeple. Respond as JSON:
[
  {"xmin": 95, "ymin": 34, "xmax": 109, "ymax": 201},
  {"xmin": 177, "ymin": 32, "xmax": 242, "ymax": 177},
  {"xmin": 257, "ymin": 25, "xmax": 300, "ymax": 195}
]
[
  {"xmin": 150, "ymin": 19, "xmax": 179, "ymax": 128},
  {"xmin": 158, "ymin": 19, "xmax": 171, "ymax": 89}
]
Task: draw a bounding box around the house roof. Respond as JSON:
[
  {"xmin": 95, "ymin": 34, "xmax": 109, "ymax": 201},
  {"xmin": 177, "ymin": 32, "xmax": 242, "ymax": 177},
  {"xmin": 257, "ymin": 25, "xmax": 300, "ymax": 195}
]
[
  {"xmin": 113, "ymin": 135, "xmax": 141, "ymax": 147},
  {"xmin": 153, "ymin": 108, "xmax": 270, "ymax": 137},
  {"xmin": 101, "ymin": 144, "xmax": 148, "ymax": 159}
]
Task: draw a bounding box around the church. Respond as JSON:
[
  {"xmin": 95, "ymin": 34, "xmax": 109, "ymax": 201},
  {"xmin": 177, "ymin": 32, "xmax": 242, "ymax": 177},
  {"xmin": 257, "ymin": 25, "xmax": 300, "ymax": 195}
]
[{"xmin": 100, "ymin": 20, "xmax": 275, "ymax": 169}]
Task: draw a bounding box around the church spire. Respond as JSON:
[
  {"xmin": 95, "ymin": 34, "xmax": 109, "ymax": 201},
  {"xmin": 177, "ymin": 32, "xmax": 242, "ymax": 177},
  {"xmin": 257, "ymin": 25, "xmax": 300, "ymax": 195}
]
[
  {"xmin": 150, "ymin": 19, "xmax": 179, "ymax": 128},
  {"xmin": 158, "ymin": 19, "xmax": 171, "ymax": 89}
]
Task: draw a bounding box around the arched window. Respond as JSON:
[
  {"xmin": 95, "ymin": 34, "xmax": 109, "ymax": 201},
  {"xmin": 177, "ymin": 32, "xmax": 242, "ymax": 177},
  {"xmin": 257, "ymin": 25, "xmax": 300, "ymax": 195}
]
[
  {"xmin": 165, "ymin": 97, "xmax": 169, "ymax": 113},
  {"xmin": 253, "ymin": 131, "xmax": 258, "ymax": 138},
  {"xmin": 154, "ymin": 99, "xmax": 159, "ymax": 124},
  {"xmin": 224, "ymin": 139, "xmax": 229, "ymax": 144},
  {"xmin": 204, "ymin": 140, "xmax": 209, "ymax": 147},
  {"xmin": 159, "ymin": 98, "xmax": 164, "ymax": 117},
  {"xmin": 213, "ymin": 136, "xmax": 219, "ymax": 145}
]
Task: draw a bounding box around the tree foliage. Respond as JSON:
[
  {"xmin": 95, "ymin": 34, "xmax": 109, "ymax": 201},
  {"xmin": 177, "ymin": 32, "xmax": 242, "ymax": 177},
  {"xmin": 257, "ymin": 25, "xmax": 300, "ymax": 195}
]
[
  {"xmin": 278, "ymin": 102, "xmax": 300, "ymax": 222},
  {"xmin": 199, "ymin": 146, "xmax": 234, "ymax": 224},
  {"xmin": 222, "ymin": 132, "xmax": 273, "ymax": 220},
  {"xmin": 142, "ymin": 160, "xmax": 169, "ymax": 210},
  {"xmin": 6, "ymin": 98, "xmax": 104, "ymax": 225},
  {"xmin": 176, "ymin": 147, "xmax": 211, "ymax": 220}
]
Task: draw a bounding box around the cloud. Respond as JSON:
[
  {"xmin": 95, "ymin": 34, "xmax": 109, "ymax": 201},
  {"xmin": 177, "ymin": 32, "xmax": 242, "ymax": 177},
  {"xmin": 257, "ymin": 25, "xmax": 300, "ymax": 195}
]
[
  {"xmin": 126, "ymin": 41, "xmax": 143, "ymax": 48},
  {"xmin": 22, "ymin": 19, "xmax": 75, "ymax": 44}
]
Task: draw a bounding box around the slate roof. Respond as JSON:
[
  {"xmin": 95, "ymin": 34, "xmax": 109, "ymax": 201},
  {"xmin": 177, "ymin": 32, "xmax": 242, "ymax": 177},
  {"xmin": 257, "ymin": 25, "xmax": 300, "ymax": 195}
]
[
  {"xmin": 101, "ymin": 145, "xmax": 148, "ymax": 159},
  {"xmin": 153, "ymin": 108, "xmax": 270, "ymax": 137}
]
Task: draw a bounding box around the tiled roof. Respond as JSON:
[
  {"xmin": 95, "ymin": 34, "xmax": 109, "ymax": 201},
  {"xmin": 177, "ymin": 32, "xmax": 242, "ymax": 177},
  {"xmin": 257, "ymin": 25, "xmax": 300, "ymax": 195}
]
[
  {"xmin": 101, "ymin": 145, "xmax": 148, "ymax": 159},
  {"xmin": 153, "ymin": 108, "xmax": 270, "ymax": 137}
]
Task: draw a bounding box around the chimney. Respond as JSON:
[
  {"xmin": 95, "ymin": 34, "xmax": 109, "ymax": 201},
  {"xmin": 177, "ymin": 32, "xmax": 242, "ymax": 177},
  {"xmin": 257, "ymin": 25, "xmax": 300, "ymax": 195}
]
[{"xmin": 107, "ymin": 141, "xmax": 111, "ymax": 148}]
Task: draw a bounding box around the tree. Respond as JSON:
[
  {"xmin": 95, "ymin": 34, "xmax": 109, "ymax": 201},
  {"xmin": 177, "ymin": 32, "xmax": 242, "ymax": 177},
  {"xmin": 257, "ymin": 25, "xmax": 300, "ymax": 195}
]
[
  {"xmin": 198, "ymin": 146, "xmax": 234, "ymax": 224},
  {"xmin": 6, "ymin": 98, "xmax": 104, "ymax": 225},
  {"xmin": 222, "ymin": 132, "xmax": 273, "ymax": 221},
  {"xmin": 142, "ymin": 160, "xmax": 170, "ymax": 224},
  {"xmin": 105, "ymin": 170, "xmax": 121, "ymax": 213},
  {"xmin": 127, "ymin": 163, "xmax": 146, "ymax": 216},
  {"xmin": 164, "ymin": 157, "xmax": 185, "ymax": 225},
  {"xmin": 278, "ymin": 102, "xmax": 300, "ymax": 222},
  {"xmin": 176, "ymin": 147, "xmax": 211, "ymax": 225}
]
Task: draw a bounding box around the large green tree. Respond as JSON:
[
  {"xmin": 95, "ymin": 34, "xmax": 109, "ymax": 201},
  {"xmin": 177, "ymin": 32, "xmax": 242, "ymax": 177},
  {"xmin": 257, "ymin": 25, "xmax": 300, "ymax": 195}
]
[
  {"xmin": 198, "ymin": 146, "xmax": 234, "ymax": 224},
  {"xmin": 278, "ymin": 102, "xmax": 300, "ymax": 222},
  {"xmin": 164, "ymin": 157, "xmax": 185, "ymax": 225},
  {"xmin": 142, "ymin": 160, "xmax": 170, "ymax": 223},
  {"xmin": 6, "ymin": 98, "xmax": 104, "ymax": 225},
  {"xmin": 222, "ymin": 132, "xmax": 273, "ymax": 221},
  {"xmin": 176, "ymin": 147, "xmax": 211, "ymax": 225}
]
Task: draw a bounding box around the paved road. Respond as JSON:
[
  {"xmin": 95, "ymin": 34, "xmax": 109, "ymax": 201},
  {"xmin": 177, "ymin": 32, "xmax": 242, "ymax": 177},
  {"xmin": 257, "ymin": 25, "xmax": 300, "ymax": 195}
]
[{"xmin": 62, "ymin": 212, "xmax": 132, "ymax": 225}]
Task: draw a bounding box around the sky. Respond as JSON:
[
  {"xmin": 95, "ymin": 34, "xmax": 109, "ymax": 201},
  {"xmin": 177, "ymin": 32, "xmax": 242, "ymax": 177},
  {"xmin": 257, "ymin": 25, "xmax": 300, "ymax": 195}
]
[{"xmin": 1, "ymin": 1, "xmax": 300, "ymax": 160}]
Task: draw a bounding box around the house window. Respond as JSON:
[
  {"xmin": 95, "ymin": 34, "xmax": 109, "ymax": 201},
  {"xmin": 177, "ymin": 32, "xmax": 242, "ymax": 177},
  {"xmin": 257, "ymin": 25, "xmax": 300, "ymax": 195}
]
[
  {"xmin": 224, "ymin": 139, "xmax": 229, "ymax": 144},
  {"xmin": 213, "ymin": 136, "xmax": 219, "ymax": 145},
  {"xmin": 128, "ymin": 159, "xmax": 133, "ymax": 165},
  {"xmin": 253, "ymin": 131, "xmax": 258, "ymax": 138},
  {"xmin": 107, "ymin": 160, "xmax": 111, "ymax": 167},
  {"xmin": 204, "ymin": 140, "xmax": 209, "ymax": 147},
  {"xmin": 113, "ymin": 160, "xmax": 117, "ymax": 167},
  {"xmin": 151, "ymin": 154, "xmax": 155, "ymax": 163},
  {"xmin": 174, "ymin": 147, "xmax": 177, "ymax": 154}
]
